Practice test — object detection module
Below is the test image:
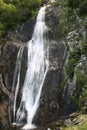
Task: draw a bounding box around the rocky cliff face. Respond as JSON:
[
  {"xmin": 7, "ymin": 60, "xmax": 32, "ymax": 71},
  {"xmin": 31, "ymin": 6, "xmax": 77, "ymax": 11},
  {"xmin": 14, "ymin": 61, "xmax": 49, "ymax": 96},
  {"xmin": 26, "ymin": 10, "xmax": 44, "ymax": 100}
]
[{"xmin": 0, "ymin": 3, "xmax": 77, "ymax": 130}]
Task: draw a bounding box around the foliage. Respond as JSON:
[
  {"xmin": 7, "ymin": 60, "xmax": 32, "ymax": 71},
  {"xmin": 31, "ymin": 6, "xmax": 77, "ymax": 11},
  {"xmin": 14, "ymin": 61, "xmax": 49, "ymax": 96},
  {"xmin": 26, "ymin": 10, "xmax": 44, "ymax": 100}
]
[
  {"xmin": 53, "ymin": 1, "xmax": 60, "ymax": 7},
  {"xmin": 66, "ymin": 49, "xmax": 80, "ymax": 77},
  {"xmin": 66, "ymin": 58, "xmax": 76, "ymax": 78},
  {"xmin": 76, "ymin": 69, "xmax": 87, "ymax": 107},
  {"xmin": 76, "ymin": 70, "xmax": 87, "ymax": 87},
  {"xmin": 55, "ymin": 0, "xmax": 87, "ymax": 110},
  {"xmin": 67, "ymin": 0, "xmax": 80, "ymax": 9},
  {"xmin": 67, "ymin": 0, "xmax": 87, "ymax": 16},
  {"xmin": 72, "ymin": 68, "xmax": 87, "ymax": 109},
  {"xmin": 62, "ymin": 115, "xmax": 87, "ymax": 130},
  {"xmin": 0, "ymin": 0, "xmax": 47, "ymax": 41},
  {"xmin": 0, "ymin": 2, "xmax": 17, "ymax": 26},
  {"xmin": 82, "ymin": 39, "xmax": 87, "ymax": 56},
  {"xmin": 58, "ymin": 0, "xmax": 87, "ymax": 36},
  {"xmin": 79, "ymin": 0, "xmax": 87, "ymax": 16},
  {"xmin": 51, "ymin": 115, "xmax": 87, "ymax": 130},
  {"xmin": 69, "ymin": 49, "xmax": 81, "ymax": 61},
  {"xmin": 58, "ymin": 1, "xmax": 69, "ymax": 36},
  {"xmin": 0, "ymin": 23, "xmax": 5, "ymax": 40}
]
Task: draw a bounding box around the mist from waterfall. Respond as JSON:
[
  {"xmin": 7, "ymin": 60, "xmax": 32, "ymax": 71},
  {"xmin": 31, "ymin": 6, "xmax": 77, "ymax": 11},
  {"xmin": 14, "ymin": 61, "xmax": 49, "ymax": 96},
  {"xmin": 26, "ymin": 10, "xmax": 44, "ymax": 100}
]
[{"xmin": 12, "ymin": 6, "xmax": 49, "ymax": 129}]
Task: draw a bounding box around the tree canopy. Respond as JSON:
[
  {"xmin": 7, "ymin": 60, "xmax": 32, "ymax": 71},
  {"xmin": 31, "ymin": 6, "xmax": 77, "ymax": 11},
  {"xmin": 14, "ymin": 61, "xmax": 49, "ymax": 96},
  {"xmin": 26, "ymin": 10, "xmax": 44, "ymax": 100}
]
[{"xmin": 0, "ymin": 0, "xmax": 47, "ymax": 41}]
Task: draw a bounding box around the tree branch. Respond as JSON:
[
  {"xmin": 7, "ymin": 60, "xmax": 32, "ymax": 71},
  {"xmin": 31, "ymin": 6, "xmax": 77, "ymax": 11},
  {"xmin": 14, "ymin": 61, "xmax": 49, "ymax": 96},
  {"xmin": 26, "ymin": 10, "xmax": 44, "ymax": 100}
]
[{"xmin": 0, "ymin": 74, "xmax": 14, "ymax": 101}]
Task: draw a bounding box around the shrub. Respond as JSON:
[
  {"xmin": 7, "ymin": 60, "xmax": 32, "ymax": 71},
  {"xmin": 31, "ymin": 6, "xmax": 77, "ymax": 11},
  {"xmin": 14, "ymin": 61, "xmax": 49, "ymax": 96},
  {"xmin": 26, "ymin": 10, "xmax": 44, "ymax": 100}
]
[
  {"xmin": 53, "ymin": 1, "xmax": 60, "ymax": 7},
  {"xmin": 82, "ymin": 40, "xmax": 87, "ymax": 56},
  {"xmin": 0, "ymin": 23, "xmax": 5, "ymax": 38},
  {"xmin": 66, "ymin": 58, "xmax": 76, "ymax": 78},
  {"xmin": 67, "ymin": 0, "xmax": 87, "ymax": 16},
  {"xmin": 73, "ymin": 69, "xmax": 87, "ymax": 109},
  {"xmin": 67, "ymin": 0, "xmax": 80, "ymax": 9},
  {"xmin": 76, "ymin": 69, "xmax": 87, "ymax": 86},
  {"xmin": 69, "ymin": 49, "xmax": 81, "ymax": 61},
  {"xmin": 0, "ymin": 0, "xmax": 47, "ymax": 41},
  {"xmin": 79, "ymin": 0, "xmax": 87, "ymax": 16},
  {"xmin": 66, "ymin": 49, "xmax": 81, "ymax": 78}
]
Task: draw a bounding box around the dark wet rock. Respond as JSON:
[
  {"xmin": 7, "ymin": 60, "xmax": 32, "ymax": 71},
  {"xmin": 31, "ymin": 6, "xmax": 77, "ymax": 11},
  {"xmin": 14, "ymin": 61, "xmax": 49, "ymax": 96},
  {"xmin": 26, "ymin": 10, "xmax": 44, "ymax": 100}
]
[
  {"xmin": 7, "ymin": 19, "xmax": 36, "ymax": 43},
  {"xmin": 33, "ymin": 39, "xmax": 67, "ymax": 126},
  {"xmin": 0, "ymin": 97, "xmax": 10, "ymax": 130},
  {"xmin": 60, "ymin": 80, "xmax": 77, "ymax": 115},
  {"xmin": 46, "ymin": 6, "xmax": 60, "ymax": 40},
  {"xmin": 1, "ymin": 42, "xmax": 19, "ymax": 91},
  {"xmin": 0, "ymin": 4, "xmax": 77, "ymax": 130}
]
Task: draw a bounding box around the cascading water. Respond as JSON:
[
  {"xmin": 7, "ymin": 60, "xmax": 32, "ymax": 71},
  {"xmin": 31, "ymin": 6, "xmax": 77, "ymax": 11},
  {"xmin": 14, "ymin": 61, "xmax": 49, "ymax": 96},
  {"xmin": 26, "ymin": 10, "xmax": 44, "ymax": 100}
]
[
  {"xmin": 12, "ymin": 6, "xmax": 49, "ymax": 129},
  {"xmin": 12, "ymin": 47, "xmax": 24, "ymax": 124}
]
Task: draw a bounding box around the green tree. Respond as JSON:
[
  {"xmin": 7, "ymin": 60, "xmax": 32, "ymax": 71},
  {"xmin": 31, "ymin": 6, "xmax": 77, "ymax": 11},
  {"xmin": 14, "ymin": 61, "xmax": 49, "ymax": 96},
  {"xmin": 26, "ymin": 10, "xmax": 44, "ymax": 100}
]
[{"xmin": 0, "ymin": 0, "xmax": 47, "ymax": 41}]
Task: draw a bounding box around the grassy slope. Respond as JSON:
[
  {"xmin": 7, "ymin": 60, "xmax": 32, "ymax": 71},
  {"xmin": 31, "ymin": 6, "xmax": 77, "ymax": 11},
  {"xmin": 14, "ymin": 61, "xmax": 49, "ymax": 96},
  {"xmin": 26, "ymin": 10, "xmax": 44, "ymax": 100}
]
[{"xmin": 62, "ymin": 115, "xmax": 87, "ymax": 130}]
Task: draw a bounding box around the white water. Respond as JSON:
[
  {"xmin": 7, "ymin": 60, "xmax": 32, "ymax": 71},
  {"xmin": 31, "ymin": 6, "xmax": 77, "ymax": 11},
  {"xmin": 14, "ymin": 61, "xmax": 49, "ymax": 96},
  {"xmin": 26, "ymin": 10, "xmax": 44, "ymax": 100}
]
[
  {"xmin": 12, "ymin": 6, "xmax": 49, "ymax": 129},
  {"xmin": 12, "ymin": 47, "xmax": 24, "ymax": 123}
]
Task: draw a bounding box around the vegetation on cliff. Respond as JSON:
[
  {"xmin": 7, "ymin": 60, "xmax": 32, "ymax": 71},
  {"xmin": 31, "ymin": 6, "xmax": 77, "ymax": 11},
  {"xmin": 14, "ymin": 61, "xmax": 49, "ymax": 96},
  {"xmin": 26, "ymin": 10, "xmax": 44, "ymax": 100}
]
[
  {"xmin": 50, "ymin": 0, "xmax": 87, "ymax": 129},
  {"xmin": 0, "ymin": 0, "xmax": 47, "ymax": 41},
  {"xmin": 54, "ymin": 0, "xmax": 87, "ymax": 108}
]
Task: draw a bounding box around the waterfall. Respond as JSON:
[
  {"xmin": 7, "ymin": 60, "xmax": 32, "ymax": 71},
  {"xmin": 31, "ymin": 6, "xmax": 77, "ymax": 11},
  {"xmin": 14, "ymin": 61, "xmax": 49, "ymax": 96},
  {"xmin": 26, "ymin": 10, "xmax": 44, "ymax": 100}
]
[
  {"xmin": 12, "ymin": 6, "xmax": 49, "ymax": 129},
  {"xmin": 12, "ymin": 47, "xmax": 24, "ymax": 124}
]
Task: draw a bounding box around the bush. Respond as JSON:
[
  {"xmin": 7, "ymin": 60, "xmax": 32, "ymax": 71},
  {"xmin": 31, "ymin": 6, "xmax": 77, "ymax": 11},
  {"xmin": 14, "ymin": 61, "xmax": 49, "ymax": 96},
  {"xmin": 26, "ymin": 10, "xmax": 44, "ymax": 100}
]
[
  {"xmin": 0, "ymin": 23, "xmax": 5, "ymax": 38},
  {"xmin": 53, "ymin": 1, "xmax": 60, "ymax": 7},
  {"xmin": 0, "ymin": 0, "xmax": 47, "ymax": 41},
  {"xmin": 76, "ymin": 70, "xmax": 87, "ymax": 86},
  {"xmin": 82, "ymin": 40, "xmax": 87, "ymax": 56},
  {"xmin": 73, "ymin": 68, "xmax": 87, "ymax": 109},
  {"xmin": 66, "ymin": 58, "xmax": 76, "ymax": 77},
  {"xmin": 66, "ymin": 49, "xmax": 81, "ymax": 78},
  {"xmin": 67, "ymin": 0, "xmax": 87, "ymax": 16},
  {"xmin": 79, "ymin": 0, "xmax": 87, "ymax": 16},
  {"xmin": 67, "ymin": 0, "xmax": 80, "ymax": 9},
  {"xmin": 69, "ymin": 49, "xmax": 81, "ymax": 61}
]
